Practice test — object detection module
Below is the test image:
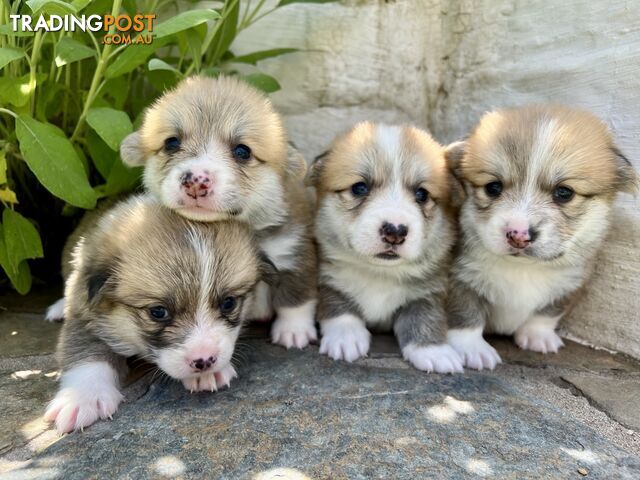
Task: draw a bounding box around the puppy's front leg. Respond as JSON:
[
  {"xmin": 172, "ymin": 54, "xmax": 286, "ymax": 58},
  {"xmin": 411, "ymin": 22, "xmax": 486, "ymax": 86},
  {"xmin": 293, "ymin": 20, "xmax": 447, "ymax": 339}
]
[
  {"xmin": 446, "ymin": 279, "xmax": 501, "ymax": 370},
  {"xmin": 317, "ymin": 285, "xmax": 371, "ymax": 362},
  {"xmin": 514, "ymin": 297, "xmax": 572, "ymax": 353},
  {"xmin": 395, "ymin": 298, "xmax": 463, "ymax": 373},
  {"xmin": 45, "ymin": 324, "xmax": 127, "ymax": 434}
]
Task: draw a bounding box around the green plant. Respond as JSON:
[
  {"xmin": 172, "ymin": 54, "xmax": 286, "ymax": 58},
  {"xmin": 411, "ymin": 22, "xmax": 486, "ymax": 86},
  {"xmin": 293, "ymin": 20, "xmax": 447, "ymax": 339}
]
[{"xmin": 0, "ymin": 0, "xmax": 333, "ymax": 293}]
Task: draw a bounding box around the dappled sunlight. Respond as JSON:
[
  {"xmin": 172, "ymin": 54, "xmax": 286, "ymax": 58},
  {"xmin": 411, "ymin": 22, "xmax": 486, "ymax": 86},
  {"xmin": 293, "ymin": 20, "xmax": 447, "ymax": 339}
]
[
  {"xmin": 561, "ymin": 447, "xmax": 601, "ymax": 464},
  {"xmin": 253, "ymin": 468, "xmax": 313, "ymax": 480},
  {"xmin": 153, "ymin": 455, "xmax": 187, "ymax": 478},
  {"xmin": 11, "ymin": 369, "xmax": 58, "ymax": 380},
  {"xmin": 466, "ymin": 458, "xmax": 493, "ymax": 477},
  {"xmin": 426, "ymin": 395, "xmax": 475, "ymax": 423}
]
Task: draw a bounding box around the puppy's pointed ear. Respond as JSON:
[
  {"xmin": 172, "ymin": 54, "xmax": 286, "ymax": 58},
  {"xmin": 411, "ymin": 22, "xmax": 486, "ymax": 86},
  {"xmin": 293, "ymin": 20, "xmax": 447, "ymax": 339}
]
[
  {"xmin": 120, "ymin": 132, "xmax": 147, "ymax": 166},
  {"xmin": 611, "ymin": 146, "xmax": 639, "ymax": 194},
  {"xmin": 258, "ymin": 252, "xmax": 279, "ymax": 286},
  {"xmin": 305, "ymin": 150, "xmax": 329, "ymax": 187},
  {"xmin": 444, "ymin": 141, "xmax": 467, "ymax": 174},
  {"xmin": 285, "ymin": 144, "xmax": 308, "ymax": 181},
  {"xmin": 84, "ymin": 264, "xmax": 113, "ymax": 305}
]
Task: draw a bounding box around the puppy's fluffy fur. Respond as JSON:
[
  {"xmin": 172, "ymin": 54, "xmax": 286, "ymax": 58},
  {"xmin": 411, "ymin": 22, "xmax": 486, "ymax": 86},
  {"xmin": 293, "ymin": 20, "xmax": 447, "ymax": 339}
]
[
  {"xmin": 446, "ymin": 105, "xmax": 638, "ymax": 370},
  {"xmin": 118, "ymin": 76, "xmax": 317, "ymax": 349},
  {"xmin": 310, "ymin": 122, "xmax": 463, "ymax": 373},
  {"xmin": 45, "ymin": 195, "xmax": 273, "ymax": 433}
]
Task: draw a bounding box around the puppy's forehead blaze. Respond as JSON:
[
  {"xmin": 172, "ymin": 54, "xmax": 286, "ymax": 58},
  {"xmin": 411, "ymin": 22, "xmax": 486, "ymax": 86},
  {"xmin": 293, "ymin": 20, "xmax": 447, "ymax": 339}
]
[
  {"xmin": 462, "ymin": 107, "xmax": 622, "ymax": 194},
  {"xmin": 319, "ymin": 123, "xmax": 447, "ymax": 195},
  {"xmin": 138, "ymin": 76, "xmax": 287, "ymax": 165}
]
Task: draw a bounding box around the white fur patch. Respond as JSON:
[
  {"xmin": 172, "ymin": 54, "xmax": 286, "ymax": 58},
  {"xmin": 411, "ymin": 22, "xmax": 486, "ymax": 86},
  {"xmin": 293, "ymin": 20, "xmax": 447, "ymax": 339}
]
[
  {"xmin": 259, "ymin": 226, "xmax": 303, "ymax": 271},
  {"xmin": 447, "ymin": 327, "xmax": 502, "ymax": 371},
  {"xmin": 402, "ymin": 343, "xmax": 463, "ymax": 373},
  {"xmin": 319, "ymin": 314, "xmax": 371, "ymax": 362},
  {"xmin": 45, "ymin": 297, "xmax": 65, "ymax": 322},
  {"xmin": 271, "ymin": 299, "xmax": 317, "ymax": 349},
  {"xmin": 246, "ymin": 281, "xmax": 273, "ymax": 321},
  {"xmin": 44, "ymin": 361, "xmax": 123, "ymax": 434},
  {"xmin": 514, "ymin": 314, "xmax": 564, "ymax": 353}
]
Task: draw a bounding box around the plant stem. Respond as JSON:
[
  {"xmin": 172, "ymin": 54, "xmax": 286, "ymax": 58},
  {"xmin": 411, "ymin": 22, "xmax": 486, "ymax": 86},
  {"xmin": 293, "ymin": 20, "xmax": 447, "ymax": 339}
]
[
  {"xmin": 70, "ymin": 0, "xmax": 123, "ymax": 143},
  {"xmin": 28, "ymin": 30, "xmax": 44, "ymax": 115},
  {"xmin": 0, "ymin": 108, "xmax": 18, "ymax": 119}
]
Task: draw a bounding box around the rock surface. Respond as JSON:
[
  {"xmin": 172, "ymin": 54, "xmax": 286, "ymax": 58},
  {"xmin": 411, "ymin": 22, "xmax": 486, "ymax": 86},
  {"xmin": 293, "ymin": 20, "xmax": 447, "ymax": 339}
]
[{"xmin": 1, "ymin": 297, "xmax": 639, "ymax": 479}]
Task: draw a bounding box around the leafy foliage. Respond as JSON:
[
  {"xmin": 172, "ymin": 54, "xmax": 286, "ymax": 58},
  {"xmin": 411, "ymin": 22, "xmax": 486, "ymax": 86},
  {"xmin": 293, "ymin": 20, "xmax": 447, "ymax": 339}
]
[{"xmin": 0, "ymin": 0, "xmax": 328, "ymax": 292}]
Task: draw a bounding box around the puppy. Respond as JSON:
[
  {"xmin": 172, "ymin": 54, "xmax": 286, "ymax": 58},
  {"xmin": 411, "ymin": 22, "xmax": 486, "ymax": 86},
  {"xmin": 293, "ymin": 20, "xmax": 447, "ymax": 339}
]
[
  {"xmin": 309, "ymin": 122, "xmax": 463, "ymax": 373},
  {"xmin": 44, "ymin": 195, "xmax": 274, "ymax": 433},
  {"xmin": 118, "ymin": 76, "xmax": 317, "ymax": 350},
  {"xmin": 445, "ymin": 105, "xmax": 638, "ymax": 370}
]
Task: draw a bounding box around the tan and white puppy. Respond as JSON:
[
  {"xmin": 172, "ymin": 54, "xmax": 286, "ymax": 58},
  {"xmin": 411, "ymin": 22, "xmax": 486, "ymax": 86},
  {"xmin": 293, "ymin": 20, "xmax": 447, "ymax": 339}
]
[
  {"xmin": 45, "ymin": 195, "xmax": 274, "ymax": 433},
  {"xmin": 116, "ymin": 75, "xmax": 317, "ymax": 350},
  {"xmin": 310, "ymin": 122, "xmax": 463, "ymax": 373},
  {"xmin": 446, "ymin": 105, "xmax": 638, "ymax": 370}
]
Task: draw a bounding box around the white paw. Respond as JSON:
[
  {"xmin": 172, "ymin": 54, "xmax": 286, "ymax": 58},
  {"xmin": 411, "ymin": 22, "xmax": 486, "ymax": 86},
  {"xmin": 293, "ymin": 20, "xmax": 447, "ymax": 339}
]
[
  {"xmin": 515, "ymin": 325, "xmax": 564, "ymax": 353},
  {"xmin": 45, "ymin": 298, "xmax": 65, "ymax": 322},
  {"xmin": 402, "ymin": 343, "xmax": 463, "ymax": 373},
  {"xmin": 319, "ymin": 314, "xmax": 371, "ymax": 362},
  {"xmin": 44, "ymin": 362, "xmax": 123, "ymax": 434},
  {"xmin": 447, "ymin": 327, "xmax": 502, "ymax": 370},
  {"xmin": 182, "ymin": 365, "xmax": 238, "ymax": 392},
  {"xmin": 271, "ymin": 300, "xmax": 317, "ymax": 349}
]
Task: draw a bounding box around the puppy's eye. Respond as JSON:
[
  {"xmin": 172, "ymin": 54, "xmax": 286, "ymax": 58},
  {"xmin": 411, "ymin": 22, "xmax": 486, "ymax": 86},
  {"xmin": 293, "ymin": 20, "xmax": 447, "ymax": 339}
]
[
  {"xmin": 220, "ymin": 296, "xmax": 237, "ymax": 315},
  {"xmin": 553, "ymin": 185, "xmax": 574, "ymax": 204},
  {"xmin": 149, "ymin": 305, "xmax": 171, "ymax": 322},
  {"xmin": 415, "ymin": 187, "xmax": 429, "ymax": 204},
  {"xmin": 351, "ymin": 182, "xmax": 369, "ymax": 197},
  {"xmin": 484, "ymin": 181, "xmax": 503, "ymax": 198},
  {"xmin": 232, "ymin": 144, "xmax": 251, "ymax": 161},
  {"xmin": 164, "ymin": 137, "xmax": 181, "ymax": 153}
]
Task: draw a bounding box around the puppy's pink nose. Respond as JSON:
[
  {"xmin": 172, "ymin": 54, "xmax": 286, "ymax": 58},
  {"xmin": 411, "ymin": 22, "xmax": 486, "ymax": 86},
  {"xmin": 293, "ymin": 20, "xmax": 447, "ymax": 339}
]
[
  {"xmin": 506, "ymin": 229, "xmax": 534, "ymax": 249},
  {"xmin": 181, "ymin": 171, "xmax": 211, "ymax": 199},
  {"xmin": 189, "ymin": 355, "xmax": 217, "ymax": 372}
]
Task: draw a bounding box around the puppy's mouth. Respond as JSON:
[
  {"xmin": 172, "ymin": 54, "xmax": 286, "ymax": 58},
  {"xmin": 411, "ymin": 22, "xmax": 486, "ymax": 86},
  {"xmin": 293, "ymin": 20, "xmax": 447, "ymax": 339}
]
[{"xmin": 375, "ymin": 250, "xmax": 401, "ymax": 260}]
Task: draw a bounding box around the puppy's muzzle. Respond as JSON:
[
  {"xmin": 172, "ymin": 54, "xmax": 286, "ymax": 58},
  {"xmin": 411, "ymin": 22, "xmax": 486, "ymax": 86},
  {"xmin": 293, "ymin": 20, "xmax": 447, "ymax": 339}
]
[{"xmin": 380, "ymin": 222, "xmax": 408, "ymax": 246}]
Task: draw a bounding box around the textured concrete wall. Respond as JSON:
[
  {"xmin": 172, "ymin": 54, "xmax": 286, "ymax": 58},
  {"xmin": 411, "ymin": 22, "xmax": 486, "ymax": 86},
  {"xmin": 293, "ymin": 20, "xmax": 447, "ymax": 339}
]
[{"xmin": 235, "ymin": 0, "xmax": 640, "ymax": 358}]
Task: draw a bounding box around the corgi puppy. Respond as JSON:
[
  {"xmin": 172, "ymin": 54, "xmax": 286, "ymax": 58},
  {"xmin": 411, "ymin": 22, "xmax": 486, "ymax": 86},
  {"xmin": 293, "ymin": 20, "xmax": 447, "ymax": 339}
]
[
  {"xmin": 309, "ymin": 122, "xmax": 463, "ymax": 373},
  {"xmin": 445, "ymin": 105, "xmax": 638, "ymax": 370},
  {"xmin": 45, "ymin": 195, "xmax": 275, "ymax": 433},
  {"xmin": 117, "ymin": 75, "xmax": 317, "ymax": 349}
]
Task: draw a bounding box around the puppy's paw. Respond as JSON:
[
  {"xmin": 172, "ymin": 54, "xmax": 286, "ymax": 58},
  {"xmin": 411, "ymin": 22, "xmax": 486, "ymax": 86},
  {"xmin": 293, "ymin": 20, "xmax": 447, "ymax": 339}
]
[
  {"xmin": 45, "ymin": 298, "xmax": 65, "ymax": 322},
  {"xmin": 448, "ymin": 327, "xmax": 502, "ymax": 370},
  {"xmin": 319, "ymin": 314, "xmax": 371, "ymax": 362},
  {"xmin": 271, "ymin": 300, "xmax": 318, "ymax": 349},
  {"xmin": 402, "ymin": 343, "xmax": 463, "ymax": 373},
  {"xmin": 44, "ymin": 383, "xmax": 123, "ymax": 433},
  {"xmin": 515, "ymin": 324, "xmax": 564, "ymax": 353}
]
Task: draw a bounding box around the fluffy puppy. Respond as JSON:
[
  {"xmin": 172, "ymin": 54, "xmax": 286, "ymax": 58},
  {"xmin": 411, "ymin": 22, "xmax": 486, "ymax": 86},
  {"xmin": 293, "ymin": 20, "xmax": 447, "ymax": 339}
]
[
  {"xmin": 45, "ymin": 195, "xmax": 274, "ymax": 433},
  {"xmin": 446, "ymin": 105, "xmax": 638, "ymax": 370},
  {"xmin": 119, "ymin": 76, "xmax": 317, "ymax": 350},
  {"xmin": 310, "ymin": 122, "xmax": 463, "ymax": 373}
]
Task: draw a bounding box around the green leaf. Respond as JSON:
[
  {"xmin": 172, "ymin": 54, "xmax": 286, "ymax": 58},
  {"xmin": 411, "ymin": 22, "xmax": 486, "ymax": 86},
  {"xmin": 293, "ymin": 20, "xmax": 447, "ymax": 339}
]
[
  {"xmin": 0, "ymin": 74, "xmax": 46, "ymax": 108},
  {"xmin": 0, "ymin": 150, "xmax": 7, "ymax": 184},
  {"xmin": 54, "ymin": 37, "xmax": 95, "ymax": 67},
  {"xmin": 105, "ymin": 158, "xmax": 142, "ymax": 195},
  {"xmin": 277, "ymin": 0, "xmax": 336, "ymax": 6},
  {"xmin": 86, "ymin": 108, "xmax": 133, "ymax": 151},
  {"xmin": 230, "ymin": 48, "xmax": 298, "ymax": 65},
  {"xmin": 71, "ymin": 0, "xmax": 93, "ymax": 11},
  {"xmin": 154, "ymin": 9, "xmax": 221, "ymax": 39},
  {"xmin": 0, "ymin": 221, "xmax": 31, "ymax": 294},
  {"xmin": 105, "ymin": 38, "xmax": 169, "ymax": 78},
  {"xmin": 86, "ymin": 129, "xmax": 116, "ymax": 179},
  {"xmin": 0, "ymin": 23, "xmax": 35, "ymax": 37},
  {"xmin": 243, "ymin": 73, "xmax": 281, "ymax": 93},
  {"xmin": 27, "ymin": 0, "xmax": 77, "ymax": 15},
  {"xmin": 15, "ymin": 116, "xmax": 97, "ymax": 208},
  {"xmin": 2, "ymin": 209, "xmax": 43, "ymax": 269},
  {"xmin": 208, "ymin": 2, "xmax": 239, "ymax": 63},
  {"xmin": 148, "ymin": 58, "xmax": 180, "ymax": 74},
  {"xmin": 0, "ymin": 47, "xmax": 26, "ymax": 70}
]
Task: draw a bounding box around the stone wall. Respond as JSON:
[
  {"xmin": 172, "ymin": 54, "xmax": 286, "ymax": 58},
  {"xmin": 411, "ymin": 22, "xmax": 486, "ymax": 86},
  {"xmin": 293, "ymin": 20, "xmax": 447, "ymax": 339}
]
[{"xmin": 235, "ymin": 0, "xmax": 640, "ymax": 358}]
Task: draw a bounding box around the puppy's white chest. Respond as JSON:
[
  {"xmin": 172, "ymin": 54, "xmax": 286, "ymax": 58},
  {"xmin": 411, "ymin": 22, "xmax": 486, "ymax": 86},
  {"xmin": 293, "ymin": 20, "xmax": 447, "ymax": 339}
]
[{"xmin": 463, "ymin": 254, "xmax": 582, "ymax": 334}]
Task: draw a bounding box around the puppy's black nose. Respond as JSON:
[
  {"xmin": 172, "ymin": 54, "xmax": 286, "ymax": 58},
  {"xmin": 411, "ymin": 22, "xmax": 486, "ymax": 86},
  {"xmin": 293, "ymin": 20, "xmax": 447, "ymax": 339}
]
[
  {"xmin": 180, "ymin": 171, "xmax": 211, "ymax": 199},
  {"xmin": 506, "ymin": 228, "xmax": 538, "ymax": 249},
  {"xmin": 380, "ymin": 222, "xmax": 408, "ymax": 245},
  {"xmin": 190, "ymin": 356, "xmax": 216, "ymax": 372}
]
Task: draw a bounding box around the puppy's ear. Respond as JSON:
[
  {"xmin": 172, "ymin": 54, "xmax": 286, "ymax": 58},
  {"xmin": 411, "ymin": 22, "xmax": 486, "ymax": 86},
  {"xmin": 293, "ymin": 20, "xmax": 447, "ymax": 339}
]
[
  {"xmin": 611, "ymin": 146, "xmax": 639, "ymax": 194},
  {"xmin": 285, "ymin": 144, "xmax": 308, "ymax": 181},
  {"xmin": 305, "ymin": 150, "xmax": 329, "ymax": 187},
  {"xmin": 85, "ymin": 265, "xmax": 113, "ymax": 305},
  {"xmin": 258, "ymin": 252, "xmax": 279, "ymax": 286},
  {"xmin": 120, "ymin": 132, "xmax": 147, "ymax": 166},
  {"xmin": 444, "ymin": 141, "xmax": 467, "ymax": 174}
]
